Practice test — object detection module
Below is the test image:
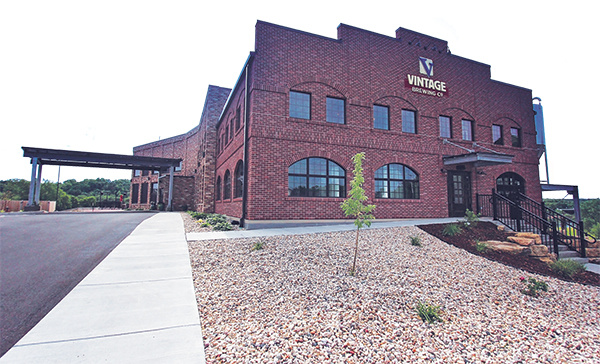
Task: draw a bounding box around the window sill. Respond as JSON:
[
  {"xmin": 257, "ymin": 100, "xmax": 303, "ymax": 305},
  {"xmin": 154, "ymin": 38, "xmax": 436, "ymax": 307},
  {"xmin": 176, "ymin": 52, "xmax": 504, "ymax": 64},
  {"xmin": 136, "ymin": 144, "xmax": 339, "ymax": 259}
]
[{"xmin": 285, "ymin": 196, "xmax": 345, "ymax": 202}]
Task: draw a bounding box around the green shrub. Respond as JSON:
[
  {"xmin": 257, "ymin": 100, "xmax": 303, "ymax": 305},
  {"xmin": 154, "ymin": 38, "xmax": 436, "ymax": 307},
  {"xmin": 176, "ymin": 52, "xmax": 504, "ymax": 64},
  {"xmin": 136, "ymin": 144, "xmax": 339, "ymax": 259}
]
[
  {"xmin": 206, "ymin": 214, "xmax": 227, "ymax": 226},
  {"xmin": 442, "ymin": 224, "xmax": 462, "ymax": 236},
  {"xmin": 521, "ymin": 277, "xmax": 548, "ymax": 297},
  {"xmin": 251, "ymin": 240, "xmax": 265, "ymax": 251},
  {"xmin": 463, "ymin": 209, "xmax": 480, "ymax": 229},
  {"xmin": 416, "ymin": 302, "xmax": 443, "ymax": 324},
  {"xmin": 212, "ymin": 221, "xmax": 233, "ymax": 231},
  {"xmin": 410, "ymin": 235, "xmax": 422, "ymax": 247},
  {"xmin": 475, "ymin": 240, "xmax": 489, "ymax": 253},
  {"xmin": 550, "ymin": 259, "xmax": 586, "ymax": 279},
  {"xmin": 188, "ymin": 211, "xmax": 210, "ymax": 220}
]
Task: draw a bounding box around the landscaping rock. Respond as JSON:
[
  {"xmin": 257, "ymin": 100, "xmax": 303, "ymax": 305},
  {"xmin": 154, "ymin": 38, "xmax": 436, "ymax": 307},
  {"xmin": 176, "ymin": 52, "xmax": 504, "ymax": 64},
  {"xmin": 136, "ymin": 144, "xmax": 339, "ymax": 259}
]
[
  {"xmin": 529, "ymin": 244, "xmax": 549, "ymax": 257},
  {"xmin": 586, "ymin": 247, "xmax": 600, "ymax": 258},
  {"xmin": 484, "ymin": 240, "xmax": 530, "ymax": 255},
  {"xmin": 507, "ymin": 236, "xmax": 535, "ymax": 246},
  {"xmin": 514, "ymin": 232, "xmax": 543, "ymax": 245}
]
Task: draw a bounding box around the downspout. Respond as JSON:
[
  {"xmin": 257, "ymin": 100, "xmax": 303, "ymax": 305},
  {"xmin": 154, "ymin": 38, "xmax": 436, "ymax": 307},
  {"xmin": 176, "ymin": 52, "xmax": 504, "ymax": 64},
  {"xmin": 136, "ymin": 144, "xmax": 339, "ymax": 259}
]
[{"xmin": 240, "ymin": 58, "xmax": 250, "ymax": 227}]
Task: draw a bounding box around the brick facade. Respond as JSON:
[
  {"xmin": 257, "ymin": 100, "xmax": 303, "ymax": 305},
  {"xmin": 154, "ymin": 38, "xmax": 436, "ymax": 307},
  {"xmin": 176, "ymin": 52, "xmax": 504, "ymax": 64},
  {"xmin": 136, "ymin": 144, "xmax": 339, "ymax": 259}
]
[{"xmin": 132, "ymin": 21, "xmax": 542, "ymax": 225}]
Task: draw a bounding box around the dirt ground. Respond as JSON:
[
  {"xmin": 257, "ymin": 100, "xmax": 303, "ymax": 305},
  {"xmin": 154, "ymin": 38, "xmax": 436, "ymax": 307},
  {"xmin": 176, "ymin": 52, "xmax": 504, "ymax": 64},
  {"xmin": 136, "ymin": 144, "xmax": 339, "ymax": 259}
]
[{"xmin": 418, "ymin": 222, "xmax": 600, "ymax": 287}]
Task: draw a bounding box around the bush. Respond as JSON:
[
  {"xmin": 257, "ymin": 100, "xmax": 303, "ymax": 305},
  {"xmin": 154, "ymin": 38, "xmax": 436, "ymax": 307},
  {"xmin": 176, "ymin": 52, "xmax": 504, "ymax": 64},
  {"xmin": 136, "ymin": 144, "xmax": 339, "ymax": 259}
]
[
  {"xmin": 442, "ymin": 224, "xmax": 462, "ymax": 236},
  {"xmin": 520, "ymin": 277, "xmax": 548, "ymax": 297},
  {"xmin": 550, "ymin": 259, "xmax": 586, "ymax": 279},
  {"xmin": 212, "ymin": 221, "xmax": 233, "ymax": 231},
  {"xmin": 416, "ymin": 302, "xmax": 443, "ymax": 324},
  {"xmin": 188, "ymin": 211, "xmax": 210, "ymax": 220},
  {"xmin": 206, "ymin": 214, "xmax": 227, "ymax": 225},
  {"xmin": 410, "ymin": 235, "xmax": 422, "ymax": 247},
  {"xmin": 475, "ymin": 240, "xmax": 489, "ymax": 253},
  {"xmin": 463, "ymin": 209, "xmax": 480, "ymax": 229}
]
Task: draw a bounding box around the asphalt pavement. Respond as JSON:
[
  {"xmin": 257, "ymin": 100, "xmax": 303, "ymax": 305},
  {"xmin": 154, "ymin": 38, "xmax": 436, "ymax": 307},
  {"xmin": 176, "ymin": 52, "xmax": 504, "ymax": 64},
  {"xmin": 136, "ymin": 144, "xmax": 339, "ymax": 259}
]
[{"xmin": 0, "ymin": 212, "xmax": 155, "ymax": 358}]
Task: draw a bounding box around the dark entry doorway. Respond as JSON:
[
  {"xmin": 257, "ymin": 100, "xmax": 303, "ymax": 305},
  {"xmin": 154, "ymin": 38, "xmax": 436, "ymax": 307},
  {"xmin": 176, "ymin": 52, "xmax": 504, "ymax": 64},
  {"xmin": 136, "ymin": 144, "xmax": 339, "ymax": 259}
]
[{"xmin": 448, "ymin": 171, "xmax": 472, "ymax": 217}]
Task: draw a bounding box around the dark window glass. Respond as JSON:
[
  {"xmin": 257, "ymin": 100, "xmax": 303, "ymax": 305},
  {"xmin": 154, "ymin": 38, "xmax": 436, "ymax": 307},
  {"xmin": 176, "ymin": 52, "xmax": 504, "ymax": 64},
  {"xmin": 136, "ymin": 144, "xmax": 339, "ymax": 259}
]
[
  {"xmin": 235, "ymin": 107, "xmax": 241, "ymax": 130},
  {"xmin": 234, "ymin": 161, "xmax": 244, "ymax": 198},
  {"xmin": 510, "ymin": 127, "xmax": 521, "ymax": 147},
  {"xmin": 439, "ymin": 116, "xmax": 452, "ymax": 138},
  {"xmin": 326, "ymin": 97, "xmax": 345, "ymax": 124},
  {"xmin": 492, "ymin": 125, "xmax": 504, "ymax": 145},
  {"xmin": 290, "ymin": 91, "xmax": 310, "ymax": 119},
  {"xmin": 215, "ymin": 176, "xmax": 221, "ymax": 201},
  {"xmin": 374, "ymin": 164, "xmax": 420, "ymax": 199},
  {"xmin": 140, "ymin": 183, "xmax": 149, "ymax": 204},
  {"xmin": 229, "ymin": 120, "xmax": 234, "ymax": 140},
  {"xmin": 402, "ymin": 109, "xmax": 416, "ymax": 134},
  {"xmin": 462, "ymin": 119, "xmax": 474, "ymax": 141},
  {"xmin": 374, "ymin": 105, "xmax": 389, "ymax": 130},
  {"xmin": 223, "ymin": 170, "xmax": 231, "ymax": 200},
  {"xmin": 142, "ymin": 170, "xmax": 149, "ymax": 176},
  {"xmin": 131, "ymin": 183, "xmax": 139, "ymax": 204},
  {"xmin": 288, "ymin": 157, "xmax": 346, "ymax": 197},
  {"xmin": 224, "ymin": 126, "xmax": 229, "ymax": 145}
]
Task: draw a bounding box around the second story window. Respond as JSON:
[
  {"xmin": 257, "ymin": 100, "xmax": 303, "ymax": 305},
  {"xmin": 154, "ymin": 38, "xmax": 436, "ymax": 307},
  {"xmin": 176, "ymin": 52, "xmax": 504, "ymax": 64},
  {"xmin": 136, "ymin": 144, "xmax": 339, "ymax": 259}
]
[
  {"xmin": 402, "ymin": 109, "xmax": 416, "ymax": 134},
  {"xmin": 511, "ymin": 127, "xmax": 521, "ymax": 147},
  {"xmin": 462, "ymin": 119, "xmax": 474, "ymax": 141},
  {"xmin": 326, "ymin": 97, "xmax": 345, "ymax": 124},
  {"xmin": 439, "ymin": 116, "xmax": 451, "ymax": 138},
  {"xmin": 290, "ymin": 91, "xmax": 310, "ymax": 119},
  {"xmin": 373, "ymin": 105, "xmax": 389, "ymax": 130},
  {"xmin": 492, "ymin": 125, "xmax": 504, "ymax": 145}
]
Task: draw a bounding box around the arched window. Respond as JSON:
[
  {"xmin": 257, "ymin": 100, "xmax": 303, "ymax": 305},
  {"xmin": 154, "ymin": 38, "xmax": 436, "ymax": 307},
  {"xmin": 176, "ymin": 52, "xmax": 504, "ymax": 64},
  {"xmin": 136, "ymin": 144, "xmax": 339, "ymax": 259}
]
[
  {"xmin": 223, "ymin": 170, "xmax": 231, "ymax": 200},
  {"xmin": 288, "ymin": 157, "xmax": 345, "ymax": 197},
  {"xmin": 215, "ymin": 176, "xmax": 221, "ymax": 201},
  {"xmin": 234, "ymin": 160, "xmax": 244, "ymax": 198},
  {"xmin": 496, "ymin": 172, "xmax": 525, "ymax": 199},
  {"xmin": 374, "ymin": 163, "xmax": 420, "ymax": 199}
]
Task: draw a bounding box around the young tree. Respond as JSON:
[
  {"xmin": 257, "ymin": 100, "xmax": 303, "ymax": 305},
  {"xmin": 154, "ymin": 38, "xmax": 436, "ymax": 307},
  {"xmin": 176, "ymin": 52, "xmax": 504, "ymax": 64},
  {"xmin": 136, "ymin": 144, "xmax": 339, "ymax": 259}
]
[{"xmin": 340, "ymin": 152, "xmax": 376, "ymax": 275}]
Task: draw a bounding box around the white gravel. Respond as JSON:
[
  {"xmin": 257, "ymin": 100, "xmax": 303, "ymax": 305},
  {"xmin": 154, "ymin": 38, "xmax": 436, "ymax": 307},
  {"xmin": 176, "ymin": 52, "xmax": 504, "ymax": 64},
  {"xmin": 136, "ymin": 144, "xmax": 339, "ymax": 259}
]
[{"xmin": 187, "ymin": 226, "xmax": 600, "ymax": 363}]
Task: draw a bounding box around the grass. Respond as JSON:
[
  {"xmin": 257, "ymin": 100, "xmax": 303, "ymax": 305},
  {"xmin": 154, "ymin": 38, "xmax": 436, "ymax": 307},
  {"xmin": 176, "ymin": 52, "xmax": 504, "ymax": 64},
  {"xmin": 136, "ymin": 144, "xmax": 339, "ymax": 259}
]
[
  {"xmin": 442, "ymin": 224, "xmax": 462, "ymax": 236},
  {"xmin": 416, "ymin": 302, "xmax": 443, "ymax": 324},
  {"xmin": 550, "ymin": 259, "xmax": 586, "ymax": 279},
  {"xmin": 475, "ymin": 240, "xmax": 489, "ymax": 253},
  {"xmin": 250, "ymin": 240, "xmax": 265, "ymax": 251},
  {"xmin": 410, "ymin": 235, "xmax": 422, "ymax": 247}
]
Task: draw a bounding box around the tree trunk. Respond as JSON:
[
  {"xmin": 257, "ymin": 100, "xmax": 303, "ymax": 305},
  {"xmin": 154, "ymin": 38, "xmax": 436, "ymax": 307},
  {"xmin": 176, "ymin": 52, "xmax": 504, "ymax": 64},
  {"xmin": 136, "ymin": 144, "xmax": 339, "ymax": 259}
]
[{"xmin": 351, "ymin": 226, "xmax": 360, "ymax": 274}]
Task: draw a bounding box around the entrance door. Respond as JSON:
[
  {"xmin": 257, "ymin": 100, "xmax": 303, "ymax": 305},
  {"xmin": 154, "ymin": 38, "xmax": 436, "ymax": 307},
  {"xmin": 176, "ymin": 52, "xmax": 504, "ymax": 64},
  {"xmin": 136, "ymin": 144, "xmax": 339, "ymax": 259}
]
[{"xmin": 448, "ymin": 171, "xmax": 472, "ymax": 217}]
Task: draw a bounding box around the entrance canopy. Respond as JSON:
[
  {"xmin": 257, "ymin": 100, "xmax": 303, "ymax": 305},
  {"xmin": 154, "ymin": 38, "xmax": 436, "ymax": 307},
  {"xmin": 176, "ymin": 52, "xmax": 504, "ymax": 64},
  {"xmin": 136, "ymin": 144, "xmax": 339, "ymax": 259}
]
[
  {"xmin": 22, "ymin": 146, "xmax": 182, "ymax": 210},
  {"xmin": 443, "ymin": 152, "xmax": 513, "ymax": 167}
]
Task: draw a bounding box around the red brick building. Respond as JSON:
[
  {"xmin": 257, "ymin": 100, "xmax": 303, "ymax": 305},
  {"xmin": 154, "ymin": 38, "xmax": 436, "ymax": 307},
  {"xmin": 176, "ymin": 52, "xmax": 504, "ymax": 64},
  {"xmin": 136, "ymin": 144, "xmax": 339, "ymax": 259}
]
[{"xmin": 131, "ymin": 21, "xmax": 542, "ymax": 228}]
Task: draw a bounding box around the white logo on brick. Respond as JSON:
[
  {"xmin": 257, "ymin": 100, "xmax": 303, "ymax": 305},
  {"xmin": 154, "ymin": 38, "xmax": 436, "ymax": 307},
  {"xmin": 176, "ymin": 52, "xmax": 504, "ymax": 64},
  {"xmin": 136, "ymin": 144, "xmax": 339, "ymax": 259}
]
[{"xmin": 419, "ymin": 57, "xmax": 434, "ymax": 77}]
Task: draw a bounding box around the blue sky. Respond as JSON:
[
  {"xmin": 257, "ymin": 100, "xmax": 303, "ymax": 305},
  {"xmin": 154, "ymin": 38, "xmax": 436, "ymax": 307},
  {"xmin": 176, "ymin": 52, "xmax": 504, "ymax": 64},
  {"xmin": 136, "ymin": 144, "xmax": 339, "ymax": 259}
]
[{"xmin": 1, "ymin": 0, "xmax": 598, "ymax": 198}]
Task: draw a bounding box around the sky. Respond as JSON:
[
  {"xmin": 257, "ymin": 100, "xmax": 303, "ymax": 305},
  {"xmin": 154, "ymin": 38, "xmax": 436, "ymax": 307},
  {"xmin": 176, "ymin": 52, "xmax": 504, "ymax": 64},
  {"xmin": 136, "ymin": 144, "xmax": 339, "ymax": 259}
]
[{"xmin": 1, "ymin": 0, "xmax": 598, "ymax": 198}]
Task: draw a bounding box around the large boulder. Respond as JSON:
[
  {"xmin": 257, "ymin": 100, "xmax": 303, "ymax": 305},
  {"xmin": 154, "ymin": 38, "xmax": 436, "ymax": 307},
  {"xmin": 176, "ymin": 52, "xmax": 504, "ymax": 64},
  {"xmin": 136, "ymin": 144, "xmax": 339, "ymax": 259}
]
[
  {"xmin": 484, "ymin": 240, "xmax": 530, "ymax": 255},
  {"xmin": 514, "ymin": 232, "xmax": 543, "ymax": 245},
  {"xmin": 507, "ymin": 236, "xmax": 535, "ymax": 246},
  {"xmin": 529, "ymin": 244, "xmax": 549, "ymax": 257}
]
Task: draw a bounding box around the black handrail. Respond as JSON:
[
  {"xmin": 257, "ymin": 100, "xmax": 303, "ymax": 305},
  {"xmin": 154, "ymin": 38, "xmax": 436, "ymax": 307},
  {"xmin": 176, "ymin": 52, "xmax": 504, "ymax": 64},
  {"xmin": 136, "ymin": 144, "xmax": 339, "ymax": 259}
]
[{"xmin": 517, "ymin": 192, "xmax": 597, "ymax": 245}]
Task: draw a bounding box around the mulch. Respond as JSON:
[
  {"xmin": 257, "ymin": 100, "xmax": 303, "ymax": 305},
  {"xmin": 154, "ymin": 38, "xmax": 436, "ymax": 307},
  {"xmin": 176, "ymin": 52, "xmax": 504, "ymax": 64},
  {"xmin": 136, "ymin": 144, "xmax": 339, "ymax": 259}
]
[{"xmin": 418, "ymin": 222, "xmax": 600, "ymax": 287}]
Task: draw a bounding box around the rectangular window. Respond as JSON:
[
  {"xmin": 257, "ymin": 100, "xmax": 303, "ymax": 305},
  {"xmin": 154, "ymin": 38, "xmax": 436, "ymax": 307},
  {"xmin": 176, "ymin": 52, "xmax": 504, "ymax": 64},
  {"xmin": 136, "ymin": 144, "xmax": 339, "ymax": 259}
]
[
  {"xmin": 439, "ymin": 116, "xmax": 452, "ymax": 138},
  {"xmin": 131, "ymin": 183, "xmax": 139, "ymax": 204},
  {"xmin": 402, "ymin": 109, "xmax": 416, "ymax": 134},
  {"xmin": 326, "ymin": 97, "xmax": 345, "ymax": 124},
  {"xmin": 134, "ymin": 170, "xmax": 141, "ymax": 177},
  {"xmin": 373, "ymin": 105, "xmax": 389, "ymax": 130},
  {"xmin": 142, "ymin": 170, "xmax": 149, "ymax": 176},
  {"xmin": 140, "ymin": 183, "xmax": 149, "ymax": 204},
  {"xmin": 511, "ymin": 127, "xmax": 521, "ymax": 147},
  {"xmin": 175, "ymin": 161, "xmax": 182, "ymax": 172},
  {"xmin": 492, "ymin": 125, "xmax": 503, "ymax": 145},
  {"xmin": 290, "ymin": 91, "xmax": 310, "ymax": 119},
  {"xmin": 462, "ymin": 119, "xmax": 474, "ymax": 141}
]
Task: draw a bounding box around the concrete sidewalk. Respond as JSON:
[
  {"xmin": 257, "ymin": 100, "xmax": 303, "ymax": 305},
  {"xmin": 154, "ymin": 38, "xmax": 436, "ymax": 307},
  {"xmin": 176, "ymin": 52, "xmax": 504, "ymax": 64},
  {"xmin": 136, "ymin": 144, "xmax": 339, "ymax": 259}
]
[
  {"xmin": 1, "ymin": 213, "xmax": 204, "ymax": 363},
  {"xmin": 186, "ymin": 217, "xmax": 464, "ymax": 241}
]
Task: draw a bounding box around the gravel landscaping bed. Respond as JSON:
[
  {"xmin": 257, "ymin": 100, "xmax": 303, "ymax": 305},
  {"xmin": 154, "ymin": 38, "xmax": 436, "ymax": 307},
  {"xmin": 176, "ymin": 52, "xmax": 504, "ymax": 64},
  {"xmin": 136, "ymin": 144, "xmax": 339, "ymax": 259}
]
[{"xmin": 187, "ymin": 226, "xmax": 600, "ymax": 363}]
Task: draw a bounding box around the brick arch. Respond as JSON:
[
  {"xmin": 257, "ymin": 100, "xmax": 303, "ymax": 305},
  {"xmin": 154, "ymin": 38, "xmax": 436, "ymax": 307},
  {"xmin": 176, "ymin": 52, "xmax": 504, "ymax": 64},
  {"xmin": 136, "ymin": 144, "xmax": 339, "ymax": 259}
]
[
  {"xmin": 372, "ymin": 94, "xmax": 418, "ymax": 111},
  {"xmin": 439, "ymin": 107, "xmax": 477, "ymax": 122},
  {"xmin": 493, "ymin": 116, "xmax": 522, "ymax": 128},
  {"xmin": 284, "ymin": 151, "xmax": 349, "ymax": 172},
  {"xmin": 288, "ymin": 79, "xmax": 348, "ymax": 99}
]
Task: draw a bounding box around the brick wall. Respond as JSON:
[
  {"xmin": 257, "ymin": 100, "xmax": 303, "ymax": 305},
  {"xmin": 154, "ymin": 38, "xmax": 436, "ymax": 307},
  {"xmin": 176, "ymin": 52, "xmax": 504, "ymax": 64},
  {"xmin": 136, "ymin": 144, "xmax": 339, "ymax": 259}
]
[{"xmin": 235, "ymin": 21, "xmax": 541, "ymax": 222}]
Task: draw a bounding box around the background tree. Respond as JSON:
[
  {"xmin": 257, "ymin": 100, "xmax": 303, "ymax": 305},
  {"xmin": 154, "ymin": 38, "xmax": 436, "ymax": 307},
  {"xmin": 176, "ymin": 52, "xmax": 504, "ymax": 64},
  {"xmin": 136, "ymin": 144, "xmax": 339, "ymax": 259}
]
[{"xmin": 340, "ymin": 152, "xmax": 376, "ymax": 275}]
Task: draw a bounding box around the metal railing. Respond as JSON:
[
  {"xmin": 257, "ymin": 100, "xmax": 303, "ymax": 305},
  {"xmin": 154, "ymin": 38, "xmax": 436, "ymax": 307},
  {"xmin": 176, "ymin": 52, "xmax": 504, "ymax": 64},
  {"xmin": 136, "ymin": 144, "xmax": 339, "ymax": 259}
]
[{"xmin": 476, "ymin": 191, "xmax": 589, "ymax": 258}]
